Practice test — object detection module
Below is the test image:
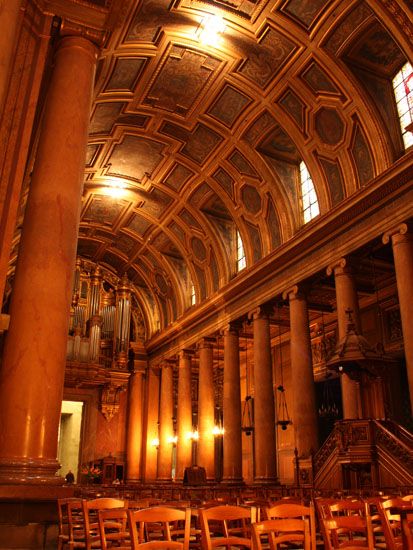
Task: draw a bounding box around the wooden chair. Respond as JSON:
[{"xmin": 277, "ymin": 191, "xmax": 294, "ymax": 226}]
[
  {"xmin": 199, "ymin": 504, "xmax": 255, "ymax": 549},
  {"xmin": 264, "ymin": 502, "xmax": 317, "ymax": 549},
  {"xmin": 128, "ymin": 505, "xmax": 191, "ymax": 550},
  {"xmin": 67, "ymin": 499, "xmax": 86, "ymax": 549},
  {"xmin": 402, "ymin": 513, "xmax": 413, "ymax": 550},
  {"xmin": 321, "ymin": 514, "xmax": 375, "ymax": 550},
  {"xmin": 377, "ymin": 497, "xmax": 410, "ymax": 550},
  {"xmin": 73, "ymin": 497, "xmax": 127, "ymax": 549},
  {"xmin": 98, "ymin": 508, "xmax": 130, "ymax": 550},
  {"xmin": 58, "ymin": 498, "xmax": 82, "ymax": 550},
  {"xmin": 252, "ymin": 518, "xmax": 311, "ymax": 550},
  {"xmin": 316, "ymin": 499, "xmax": 367, "ymax": 549}
]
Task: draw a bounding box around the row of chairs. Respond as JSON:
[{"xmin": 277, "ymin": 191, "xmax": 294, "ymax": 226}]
[{"xmin": 58, "ymin": 495, "xmax": 413, "ymax": 549}]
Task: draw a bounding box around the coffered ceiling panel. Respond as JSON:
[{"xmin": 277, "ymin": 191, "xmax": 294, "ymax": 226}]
[{"xmin": 66, "ymin": 0, "xmax": 404, "ymax": 336}]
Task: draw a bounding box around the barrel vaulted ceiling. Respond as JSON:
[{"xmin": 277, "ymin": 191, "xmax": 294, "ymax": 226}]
[{"xmin": 59, "ymin": 0, "xmax": 411, "ymax": 338}]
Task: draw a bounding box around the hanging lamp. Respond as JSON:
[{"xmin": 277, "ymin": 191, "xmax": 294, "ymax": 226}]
[
  {"xmin": 241, "ymin": 326, "xmax": 254, "ymax": 436},
  {"xmin": 275, "ymin": 304, "xmax": 291, "ymax": 431}
]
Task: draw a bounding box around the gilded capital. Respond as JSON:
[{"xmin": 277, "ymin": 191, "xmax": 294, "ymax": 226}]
[{"xmin": 282, "ymin": 284, "xmax": 306, "ymax": 301}]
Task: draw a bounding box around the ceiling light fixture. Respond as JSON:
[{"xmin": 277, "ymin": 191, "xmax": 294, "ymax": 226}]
[{"xmin": 197, "ymin": 14, "xmax": 226, "ymax": 46}]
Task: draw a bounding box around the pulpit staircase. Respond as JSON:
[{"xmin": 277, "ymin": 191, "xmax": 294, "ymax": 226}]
[{"xmin": 313, "ymin": 419, "xmax": 413, "ymax": 491}]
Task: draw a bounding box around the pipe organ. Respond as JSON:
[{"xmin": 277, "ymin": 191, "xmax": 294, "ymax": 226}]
[{"xmin": 66, "ymin": 260, "xmax": 137, "ymax": 419}]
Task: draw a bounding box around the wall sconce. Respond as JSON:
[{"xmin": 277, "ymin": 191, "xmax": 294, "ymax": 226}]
[
  {"xmin": 167, "ymin": 435, "xmax": 178, "ymax": 445},
  {"xmin": 150, "ymin": 437, "xmax": 160, "ymax": 448},
  {"xmin": 212, "ymin": 425, "xmax": 225, "ymax": 436},
  {"xmin": 189, "ymin": 429, "xmax": 199, "ymax": 441},
  {"xmin": 197, "ymin": 14, "xmax": 226, "ymax": 46}
]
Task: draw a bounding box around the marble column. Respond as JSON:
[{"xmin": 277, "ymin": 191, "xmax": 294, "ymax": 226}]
[
  {"xmin": 283, "ymin": 287, "xmax": 319, "ymax": 456},
  {"xmin": 197, "ymin": 337, "xmax": 215, "ymax": 479},
  {"xmin": 250, "ymin": 306, "xmax": 277, "ymax": 483},
  {"xmin": 126, "ymin": 368, "xmax": 145, "ymax": 482},
  {"xmin": 144, "ymin": 366, "xmax": 160, "ymax": 482},
  {"xmin": 327, "ymin": 258, "xmax": 362, "ymax": 419},
  {"xmin": 383, "ymin": 223, "xmax": 413, "ymax": 413},
  {"xmin": 222, "ymin": 322, "xmax": 243, "ymax": 483},
  {"xmin": 176, "ymin": 350, "xmax": 193, "ymax": 480},
  {"xmin": 0, "ymin": 1, "xmax": 23, "ymax": 117},
  {"xmin": 0, "ymin": 35, "xmax": 97, "ymax": 484},
  {"xmin": 157, "ymin": 362, "xmax": 174, "ymax": 481}
]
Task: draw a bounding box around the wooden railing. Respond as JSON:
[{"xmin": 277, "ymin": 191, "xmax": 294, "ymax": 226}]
[{"xmin": 313, "ymin": 419, "xmax": 413, "ymax": 490}]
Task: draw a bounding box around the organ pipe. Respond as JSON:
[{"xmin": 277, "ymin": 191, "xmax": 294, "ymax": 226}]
[{"xmin": 114, "ymin": 273, "xmax": 132, "ymax": 369}]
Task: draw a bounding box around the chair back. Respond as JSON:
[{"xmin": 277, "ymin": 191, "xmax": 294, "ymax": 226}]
[
  {"xmin": 128, "ymin": 505, "xmax": 191, "ymax": 550},
  {"xmin": 322, "ymin": 514, "xmax": 374, "ymax": 550},
  {"xmin": 377, "ymin": 497, "xmax": 407, "ymax": 550},
  {"xmin": 199, "ymin": 504, "xmax": 254, "ymax": 549},
  {"xmin": 252, "ymin": 518, "xmax": 310, "ymax": 550},
  {"xmin": 58, "ymin": 498, "xmax": 82, "ymax": 550},
  {"xmin": 98, "ymin": 508, "xmax": 130, "ymax": 550},
  {"xmin": 264, "ymin": 502, "xmax": 316, "ymax": 549},
  {"xmin": 82, "ymin": 497, "xmax": 127, "ymax": 549}
]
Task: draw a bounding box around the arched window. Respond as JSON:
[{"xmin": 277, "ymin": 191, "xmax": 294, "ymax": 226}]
[
  {"xmin": 300, "ymin": 161, "xmax": 319, "ymax": 223},
  {"xmin": 236, "ymin": 230, "xmax": 246, "ymax": 272},
  {"xmin": 190, "ymin": 283, "xmax": 196, "ymax": 306},
  {"xmin": 393, "ymin": 61, "xmax": 413, "ymax": 149}
]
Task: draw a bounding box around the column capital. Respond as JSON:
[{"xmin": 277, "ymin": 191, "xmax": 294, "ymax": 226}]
[
  {"xmin": 248, "ymin": 303, "xmax": 273, "ymax": 321},
  {"xmin": 223, "ymin": 319, "xmax": 244, "ymax": 336},
  {"xmin": 197, "ymin": 336, "xmax": 216, "ymax": 350},
  {"xmin": 282, "ymin": 284, "xmax": 308, "ymax": 301},
  {"xmin": 55, "ymin": 34, "xmax": 99, "ymax": 65},
  {"xmin": 179, "ymin": 349, "xmax": 194, "ymax": 361},
  {"xmin": 59, "ymin": 18, "xmax": 107, "ymax": 48},
  {"xmin": 326, "ymin": 257, "xmax": 353, "ymax": 277},
  {"xmin": 160, "ymin": 359, "xmax": 176, "ymax": 371},
  {"xmin": 383, "ymin": 222, "xmax": 413, "ymax": 245}
]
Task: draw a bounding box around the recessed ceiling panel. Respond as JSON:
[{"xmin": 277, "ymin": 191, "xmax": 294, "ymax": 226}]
[{"xmin": 107, "ymin": 135, "xmax": 165, "ymax": 182}]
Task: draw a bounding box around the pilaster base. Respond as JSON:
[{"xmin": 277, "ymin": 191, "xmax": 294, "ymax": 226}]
[{"xmin": 0, "ymin": 457, "xmax": 63, "ymax": 485}]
